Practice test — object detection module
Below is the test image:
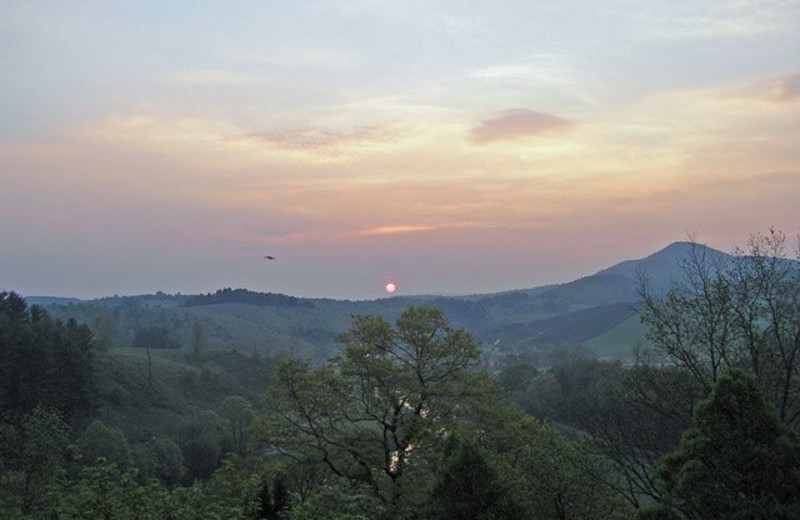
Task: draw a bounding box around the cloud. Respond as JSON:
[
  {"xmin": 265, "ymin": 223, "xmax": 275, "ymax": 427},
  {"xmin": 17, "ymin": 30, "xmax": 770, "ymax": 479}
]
[
  {"xmin": 355, "ymin": 225, "xmax": 436, "ymax": 237},
  {"xmin": 767, "ymin": 72, "xmax": 800, "ymax": 102},
  {"xmin": 246, "ymin": 125, "xmax": 402, "ymax": 153},
  {"xmin": 469, "ymin": 109, "xmax": 573, "ymax": 145},
  {"xmin": 733, "ymin": 72, "xmax": 800, "ymax": 103},
  {"xmin": 233, "ymin": 221, "xmax": 488, "ymax": 247}
]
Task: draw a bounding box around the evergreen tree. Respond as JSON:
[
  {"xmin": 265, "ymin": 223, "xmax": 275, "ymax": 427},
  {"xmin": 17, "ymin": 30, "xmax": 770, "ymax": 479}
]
[
  {"xmin": 429, "ymin": 434, "xmax": 520, "ymax": 520},
  {"xmin": 660, "ymin": 369, "xmax": 800, "ymax": 519},
  {"xmin": 0, "ymin": 292, "xmax": 96, "ymax": 425}
]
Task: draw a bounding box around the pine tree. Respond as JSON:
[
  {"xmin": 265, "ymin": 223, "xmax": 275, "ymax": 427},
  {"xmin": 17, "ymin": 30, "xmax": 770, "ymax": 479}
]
[{"xmin": 659, "ymin": 369, "xmax": 800, "ymax": 519}]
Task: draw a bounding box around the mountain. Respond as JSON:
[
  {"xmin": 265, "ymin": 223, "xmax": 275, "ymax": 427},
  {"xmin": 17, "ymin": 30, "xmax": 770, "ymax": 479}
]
[
  {"xmin": 535, "ymin": 241, "xmax": 730, "ymax": 309},
  {"xmin": 24, "ymin": 241, "xmax": 731, "ymax": 364},
  {"xmin": 476, "ymin": 242, "xmax": 733, "ymax": 358},
  {"xmin": 595, "ymin": 241, "xmax": 730, "ymax": 293}
]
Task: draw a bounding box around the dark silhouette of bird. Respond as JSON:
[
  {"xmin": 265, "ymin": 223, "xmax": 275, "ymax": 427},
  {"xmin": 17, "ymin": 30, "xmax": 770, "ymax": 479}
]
[{"xmin": 264, "ymin": 255, "xmax": 275, "ymax": 260}]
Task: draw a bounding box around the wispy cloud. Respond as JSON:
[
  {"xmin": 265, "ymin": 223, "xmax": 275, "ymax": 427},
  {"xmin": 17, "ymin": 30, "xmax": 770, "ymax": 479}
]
[
  {"xmin": 246, "ymin": 125, "xmax": 403, "ymax": 154},
  {"xmin": 237, "ymin": 221, "xmax": 486, "ymax": 246},
  {"xmin": 469, "ymin": 109, "xmax": 573, "ymax": 145},
  {"xmin": 355, "ymin": 225, "xmax": 435, "ymax": 236}
]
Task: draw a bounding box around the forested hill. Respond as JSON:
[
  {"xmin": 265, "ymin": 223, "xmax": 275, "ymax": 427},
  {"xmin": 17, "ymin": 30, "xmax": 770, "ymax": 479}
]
[
  {"xmin": 28, "ymin": 241, "xmax": 736, "ymax": 363},
  {"xmin": 182, "ymin": 288, "xmax": 315, "ymax": 309}
]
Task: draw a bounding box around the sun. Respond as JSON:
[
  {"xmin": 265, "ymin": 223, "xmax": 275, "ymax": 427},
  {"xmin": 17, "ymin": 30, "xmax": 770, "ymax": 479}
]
[{"xmin": 384, "ymin": 282, "xmax": 397, "ymax": 294}]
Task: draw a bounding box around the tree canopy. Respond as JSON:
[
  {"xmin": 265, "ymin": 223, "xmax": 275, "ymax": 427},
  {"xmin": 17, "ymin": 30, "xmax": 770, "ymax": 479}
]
[
  {"xmin": 0, "ymin": 291, "xmax": 96, "ymax": 425},
  {"xmin": 659, "ymin": 368, "xmax": 800, "ymax": 519},
  {"xmin": 261, "ymin": 306, "xmax": 489, "ymax": 513}
]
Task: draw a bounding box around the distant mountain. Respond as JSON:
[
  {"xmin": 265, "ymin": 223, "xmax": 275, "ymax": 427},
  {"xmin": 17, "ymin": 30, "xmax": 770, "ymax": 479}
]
[
  {"xmin": 535, "ymin": 241, "xmax": 731, "ymax": 309},
  {"xmin": 25, "ymin": 241, "xmax": 735, "ymax": 363},
  {"xmin": 595, "ymin": 241, "xmax": 730, "ymax": 293},
  {"xmin": 466, "ymin": 242, "xmax": 733, "ymax": 357}
]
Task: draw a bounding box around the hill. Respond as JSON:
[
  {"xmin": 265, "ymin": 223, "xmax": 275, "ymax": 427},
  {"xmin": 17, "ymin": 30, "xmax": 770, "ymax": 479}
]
[{"xmin": 25, "ymin": 241, "xmax": 732, "ymax": 365}]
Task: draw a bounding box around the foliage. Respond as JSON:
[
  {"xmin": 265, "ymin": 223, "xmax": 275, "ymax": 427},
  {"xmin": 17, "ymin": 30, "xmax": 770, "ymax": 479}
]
[
  {"xmin": 659, "ymin": 369, "xmax": 800, "ymax": 519},
  {"xmin": 132, "ymin": 326, "xmax": 182, "ymax": 349},
  {"xmin": 133, "ymin": 436, "xmax": 184, "ymax": 486},
  {"xmin": 191, "ymin": 320, "xmax": 205, "ymax": 358},
  {"xmin": 183, "ymin": 288, "xmax": 315, "ymax": 309},
  {"xmin": 286, "ymin": 477, "xmax": 386, "ymax": 520},
  {"xmin": 254, "ymin": 473, "xmax": 290, "ymax": 520},
  {"xmin": 480, "ymin": 412, "xmax": 633, "ymax": 520},
  {"xmin": 640, "ymin": 230, "xmax": 800, "ymax": 425},
  {"xmin": 262, "ymin": 305, "xmax": 489, "ymax": 513},
  {"xmin": 497, "ymin": 362, "xmax": 538, "ymax": 399},
  {"xmin": 220, "ymin": 395, "xmax": 255, "ymax": 457},
  {"xmin": 182, "ymin": 433, "xmax": 221, "ymax": 481},
  {"xmin": 0, "ymin": 406, "xmax": 70, "ymax": 516},
  {"xmin": 75, "ymin": 420, "xmax": 132, "ymax": 469},
  {"xmin": 428, "ymin": 434, "xmax": 522, "ymax": 520},
  {"xmin": 40, "ymin": 463, "xmax": 170, "ymax": 519},
  {"xmin": 0, "ymin": 292, "xmax": 96, "ymax": 425},
  {"xmin": 582, "ymin": 230, "xmax": 800, "ymax": 508}
]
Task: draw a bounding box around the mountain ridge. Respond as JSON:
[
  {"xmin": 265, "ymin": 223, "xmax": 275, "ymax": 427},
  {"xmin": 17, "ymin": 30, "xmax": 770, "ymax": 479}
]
[
  {"xmin": 19, "ymin": 241, "xmax": 736, "ymax": 362},
  {"xmin": 24, "ymin": 241, "xmax": 728, "ymax": 306}
]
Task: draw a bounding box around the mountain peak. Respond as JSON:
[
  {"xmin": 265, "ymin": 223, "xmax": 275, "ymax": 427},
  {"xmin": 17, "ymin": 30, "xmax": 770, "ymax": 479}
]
[
  {"xmin": 594, "ymin": 241, "xmax": 728, "ymax": 286},
  {"xmin": 649, "ymin": 240, "xmax": 716, "ymax": 258}
]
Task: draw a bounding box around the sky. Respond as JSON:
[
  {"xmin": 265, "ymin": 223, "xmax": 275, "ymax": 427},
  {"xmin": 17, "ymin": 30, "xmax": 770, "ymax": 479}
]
[{"xmin": 2, "ymin": 0, "xmax": 800, "ymax": 300}]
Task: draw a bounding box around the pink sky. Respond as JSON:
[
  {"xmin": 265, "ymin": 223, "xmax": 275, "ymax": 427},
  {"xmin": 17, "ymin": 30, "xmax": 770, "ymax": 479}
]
[{"xmin": 2, "ymin": 1, "xmax": 799, "ymax": 299}]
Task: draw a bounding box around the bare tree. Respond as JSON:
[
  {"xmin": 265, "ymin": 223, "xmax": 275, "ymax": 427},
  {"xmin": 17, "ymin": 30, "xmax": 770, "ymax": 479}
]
[{"xmin": 640, "ymin": 229, "xmax": 800, "ymax": 426}]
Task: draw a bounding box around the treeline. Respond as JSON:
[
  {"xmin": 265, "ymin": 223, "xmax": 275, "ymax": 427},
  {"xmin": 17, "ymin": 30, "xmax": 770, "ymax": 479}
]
[
  {"xmin": 182, "ymin": 288, "xmax": 315, "ymax": 309},
  {"xmin": 0, "ymin": 292, "xmax": 95, "ymax": 426}
]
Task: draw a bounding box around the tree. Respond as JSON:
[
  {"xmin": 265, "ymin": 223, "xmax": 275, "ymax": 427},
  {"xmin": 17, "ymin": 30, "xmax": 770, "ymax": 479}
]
[
  {"xmin": 15, "ymin": 407, "xmax": 69, "ymax": 513},
  {"xmin": 76, "ymin": 420, "xmax": 132, "ymax": 469},
  {"xmin": 254, "ymin": 474, "xmax": 290, "ymax": 520},
  {"xmin": 429, "ymin": 434, "xmax": 521, "ymax": 520},
  {"xmin": 640, "ymin": 230, "xmax": 800, "ymax": 426},
  {"xmin": 220, "ymin": 395, "xmax": 255, "ymax": 457},
  {"xmin": 659, "ymin": 369, "xmax": 800, "ymax": 519},
  {"xmin": 483, "ymin": 413, "xmax": 632, "ymax": 520},
  {"xmin": 133, "ymin": 436, "xmax": 184, "ymax": 486},
  {"xmin": 192, "ymin": 321, "xmax": 205, "ymax": 358},
  {"xmin": 41, "ymin": 463, "xmax": 170, "ymax": 519},
  {"xmin": 498, "ymin": 362, "xmax": 538, "ymax": 400},
  {"xmin": 182, "ymin": 435, "xmax": 221, "ymax": 481},
  {"xmin": 0, "ymin": 292, "xmax": 96, "ymax": 425},
  {"xmin": 286, "ymin": 477, "xmax": 386, "ymax": 520},
  {"xmin": 132, "ymin": 326, "xmax": 181, "ymax": 350},
  {"xmin": 260, "ymin": 306, "xmax": 488, "ymax": 514},
  {"xmin": 617, "ymin": 231, "xmax": 800, "ymax": 508}
]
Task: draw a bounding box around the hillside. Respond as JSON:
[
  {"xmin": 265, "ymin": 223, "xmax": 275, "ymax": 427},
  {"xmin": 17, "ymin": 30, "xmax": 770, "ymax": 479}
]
[{"xmin": 94, "ymin": 348, "xmax": 277, "ymax": 441}]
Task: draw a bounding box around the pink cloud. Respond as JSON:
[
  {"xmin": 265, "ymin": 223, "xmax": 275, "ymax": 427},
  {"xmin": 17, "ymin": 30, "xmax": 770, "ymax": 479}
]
[
  {"xmin": 245, "ymin": 125, "xmax": 400, "ymax": 152},
  {"xmin": 770, "ymin": 72, "xmax": 800, "ymax": 102},
  {"xmin": 469, "ymin": 109, "xmax": 573, "ymax": 145},
  {"xmin": 740, "ymin": 72, "xmax": 800, "ymax": 103}
]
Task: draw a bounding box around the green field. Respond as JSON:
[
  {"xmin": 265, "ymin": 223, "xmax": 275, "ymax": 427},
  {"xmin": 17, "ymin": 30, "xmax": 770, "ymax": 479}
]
[{"xmin": 584, "ymin": 314, "xmax": 646, "ymax": 360}]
